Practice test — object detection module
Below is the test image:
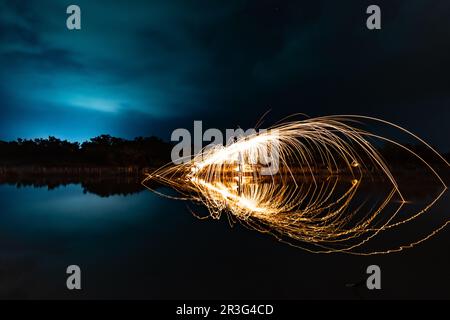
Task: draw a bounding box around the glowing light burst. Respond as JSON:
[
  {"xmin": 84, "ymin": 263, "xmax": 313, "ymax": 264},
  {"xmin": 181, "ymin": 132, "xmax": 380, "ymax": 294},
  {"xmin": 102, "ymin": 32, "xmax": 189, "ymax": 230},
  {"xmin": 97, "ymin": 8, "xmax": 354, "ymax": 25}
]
[{"xmin": 142, "ymin": 115, "xmax": 449, "ymax": 255}]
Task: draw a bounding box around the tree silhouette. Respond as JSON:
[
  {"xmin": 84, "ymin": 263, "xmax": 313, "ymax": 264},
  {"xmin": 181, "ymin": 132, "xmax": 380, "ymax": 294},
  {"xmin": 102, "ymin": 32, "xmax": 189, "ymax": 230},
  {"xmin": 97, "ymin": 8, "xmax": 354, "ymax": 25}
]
[{"xmin": 0, "ymin": 135, "xmax": 172, "ymax": 167}]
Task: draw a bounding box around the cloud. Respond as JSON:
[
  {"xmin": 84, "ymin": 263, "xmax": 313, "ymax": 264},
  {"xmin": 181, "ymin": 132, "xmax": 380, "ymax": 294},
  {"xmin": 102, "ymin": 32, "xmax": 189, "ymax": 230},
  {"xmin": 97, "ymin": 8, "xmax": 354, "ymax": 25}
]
[{"xmin": 0, "ymin": 0, "xmax": 449, "ymax": 150}]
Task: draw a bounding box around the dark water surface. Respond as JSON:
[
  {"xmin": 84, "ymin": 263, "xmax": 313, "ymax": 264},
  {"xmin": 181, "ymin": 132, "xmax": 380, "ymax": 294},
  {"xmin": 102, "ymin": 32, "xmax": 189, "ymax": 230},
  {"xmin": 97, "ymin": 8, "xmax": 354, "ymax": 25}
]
[{"xmin": 0, "ymin": 179, "xmax": 449, "ymax": 299}]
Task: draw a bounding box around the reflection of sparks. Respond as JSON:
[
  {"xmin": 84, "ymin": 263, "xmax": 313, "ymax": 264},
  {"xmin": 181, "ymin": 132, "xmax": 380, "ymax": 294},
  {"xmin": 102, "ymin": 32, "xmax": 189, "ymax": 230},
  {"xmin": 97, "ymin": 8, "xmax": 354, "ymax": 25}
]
[{"xmin": 142, "ymin": 115, "xmax": 449, "ymax": 255}]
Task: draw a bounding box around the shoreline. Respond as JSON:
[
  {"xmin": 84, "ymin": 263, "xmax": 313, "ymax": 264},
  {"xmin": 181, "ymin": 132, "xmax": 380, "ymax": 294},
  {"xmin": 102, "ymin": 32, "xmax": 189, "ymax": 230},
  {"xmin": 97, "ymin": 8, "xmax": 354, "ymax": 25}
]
[{"xmin": 0, "ymin": 165, "xmax": 157, "ymax": 176}]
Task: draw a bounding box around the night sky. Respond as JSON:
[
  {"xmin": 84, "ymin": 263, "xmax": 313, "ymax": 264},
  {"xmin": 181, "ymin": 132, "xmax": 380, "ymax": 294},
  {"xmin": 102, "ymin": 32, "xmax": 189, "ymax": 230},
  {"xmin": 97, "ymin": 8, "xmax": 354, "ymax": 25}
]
[{"xmin": 0, "ymin": 0, "xmax": 449, "ymax": 151}]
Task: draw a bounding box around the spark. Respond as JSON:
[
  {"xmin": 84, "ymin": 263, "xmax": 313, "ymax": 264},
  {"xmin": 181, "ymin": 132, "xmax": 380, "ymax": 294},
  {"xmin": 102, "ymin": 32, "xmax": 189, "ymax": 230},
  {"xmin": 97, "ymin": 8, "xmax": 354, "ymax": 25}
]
[{"xmin": 142, "ymin": 115, "xmax": 449, "ymax": 255}]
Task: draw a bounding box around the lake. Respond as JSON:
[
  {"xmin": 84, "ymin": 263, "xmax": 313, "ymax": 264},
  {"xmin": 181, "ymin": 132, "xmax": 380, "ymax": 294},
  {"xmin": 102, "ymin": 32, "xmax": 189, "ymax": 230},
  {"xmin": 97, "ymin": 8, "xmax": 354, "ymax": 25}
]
[{"xmin": 0, "ymin": 178, "xmax": 449, "ymax": 299}]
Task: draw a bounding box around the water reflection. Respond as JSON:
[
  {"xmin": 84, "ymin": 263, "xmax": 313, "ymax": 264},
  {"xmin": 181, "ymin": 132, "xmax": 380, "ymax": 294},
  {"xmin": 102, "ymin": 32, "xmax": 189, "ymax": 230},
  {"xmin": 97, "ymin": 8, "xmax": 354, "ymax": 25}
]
[
  {"xmin": 0, "ymin": 174, "xmax": 155, "ymax": 197},
  {"xmin": 0, "ymin": 175, "xmax": 448, "ymax": 299}
]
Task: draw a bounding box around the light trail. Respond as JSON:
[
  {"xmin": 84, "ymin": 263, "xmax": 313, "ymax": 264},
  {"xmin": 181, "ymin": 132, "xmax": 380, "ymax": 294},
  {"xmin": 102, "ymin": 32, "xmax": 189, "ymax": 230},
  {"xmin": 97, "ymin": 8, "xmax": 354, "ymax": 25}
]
[{"xmin": 142, "ymin": 115, "xmax": 449, "ymax": 255}]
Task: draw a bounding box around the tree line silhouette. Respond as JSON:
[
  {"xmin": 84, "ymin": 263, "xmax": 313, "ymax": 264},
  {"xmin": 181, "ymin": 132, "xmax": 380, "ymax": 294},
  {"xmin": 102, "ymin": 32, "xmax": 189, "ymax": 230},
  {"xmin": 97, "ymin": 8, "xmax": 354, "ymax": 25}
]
[
  {"xmin": 0, "ymin": 134, "xmax": 447, "ymax": 169},
  {"xmin": 0, "ymin": 135, "xmax": 445, "ymax": 197},
  {"xmin": 0, "ymin": 135, "xmax": 172, "ymax": 167}
]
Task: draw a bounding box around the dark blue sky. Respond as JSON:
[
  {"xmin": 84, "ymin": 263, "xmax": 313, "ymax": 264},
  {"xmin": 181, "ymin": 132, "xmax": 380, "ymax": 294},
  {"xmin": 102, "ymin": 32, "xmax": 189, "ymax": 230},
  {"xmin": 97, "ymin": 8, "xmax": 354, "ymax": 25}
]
[{"xmin": 0, "ymin": 0, "xmax": 449, "ymax": 151}]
